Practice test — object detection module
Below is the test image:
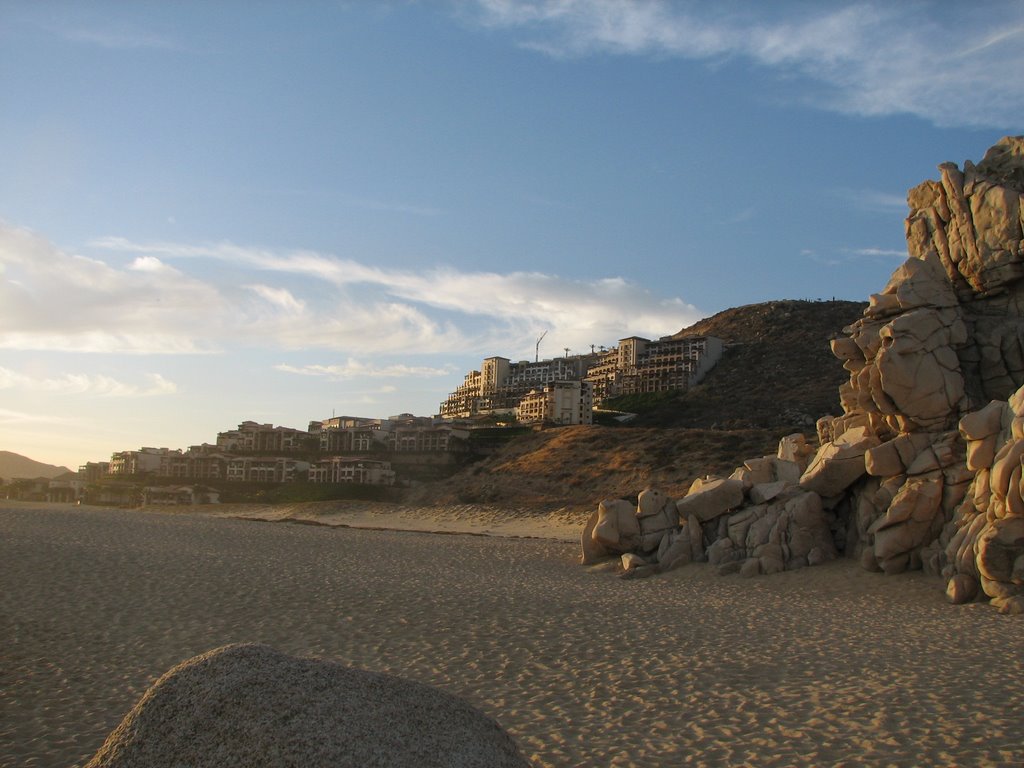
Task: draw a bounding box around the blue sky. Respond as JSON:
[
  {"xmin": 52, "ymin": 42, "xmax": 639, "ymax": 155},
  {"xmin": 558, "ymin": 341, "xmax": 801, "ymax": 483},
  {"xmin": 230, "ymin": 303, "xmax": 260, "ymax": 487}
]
[{"xmin": 1, "ymin": 1, "xmax": 1021, "ymax": 470}]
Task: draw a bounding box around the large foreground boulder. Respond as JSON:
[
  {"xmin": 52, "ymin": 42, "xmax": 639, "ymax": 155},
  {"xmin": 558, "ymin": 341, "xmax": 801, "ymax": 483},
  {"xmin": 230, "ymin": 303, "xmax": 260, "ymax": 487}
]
[{"xmin": 85, "ymin": 644, "xmax": 529, "ymax": 768}]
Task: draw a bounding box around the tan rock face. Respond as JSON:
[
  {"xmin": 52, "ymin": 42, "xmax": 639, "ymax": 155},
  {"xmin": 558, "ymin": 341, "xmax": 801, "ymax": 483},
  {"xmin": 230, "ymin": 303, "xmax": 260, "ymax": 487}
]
[
  {"xmin": 820, "ymin": 136, "xmax": 1024, "ymax": 591},
  {"xmin": 584, "ymin": 138, "xmax": 1024, "ymax": 602}
]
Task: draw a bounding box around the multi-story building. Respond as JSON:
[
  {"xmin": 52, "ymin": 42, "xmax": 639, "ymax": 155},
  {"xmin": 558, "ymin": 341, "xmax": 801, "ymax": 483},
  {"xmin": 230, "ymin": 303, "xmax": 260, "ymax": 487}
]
[
  {"xmin": 109, "ymin": 447, "xmax": 178, "ymax": 476},
  {"xmin": 516, "ymin": 380, "xmax": 594, "ymax": 425},
  {"xmin": 386, "ymin": 423, "xmax": 465, "ymax": 452},
  {"xmin": 599, "ymin": 335, "xmax": 723, "ymax": 398},
  {"xmin": 440, "ymin": 335, "xmax": 722, "ymax": 419},
  {"xmin": 158, "ymin": 445, "xmax": 232, "ymax": 481},
  {"xmin": 308, "ymin": 416, "xmax": 385, "ymax": 453},
  {"xmin": 225, "ymin": 457, "xmax": 310, "ymax": 483},
  {"xmin": 307, "ymin": 457, "xmax": 395, "ymax": 485},
  {"xmin": 79, "ymin": 461, "xmax": 110, "ymax": 483},
  {"xmin": 216, "ymin": 422, "xmax": 310, "ymax": 453}
]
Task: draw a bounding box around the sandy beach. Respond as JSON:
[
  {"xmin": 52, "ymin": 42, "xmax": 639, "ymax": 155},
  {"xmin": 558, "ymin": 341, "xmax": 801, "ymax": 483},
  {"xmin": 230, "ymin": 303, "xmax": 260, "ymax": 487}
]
[{"xmin": 2, "ymin": 502, "xmax": 1023, "ymax": 767}]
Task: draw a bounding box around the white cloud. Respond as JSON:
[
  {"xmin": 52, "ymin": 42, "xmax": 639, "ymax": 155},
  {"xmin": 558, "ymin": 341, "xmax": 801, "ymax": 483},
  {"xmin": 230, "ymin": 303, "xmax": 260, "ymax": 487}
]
[
  {"xmin": 87, "ymin": 234, "xmax": 702, "ymax": 357},
  {"xmin": 128, "ymin": 255, "xmax": 169, "ymax": 272},
  {"xmin": 469, "ymin": 0, "xmax": 1024, "ymax": 129},
  {"xmin": 0, "ymin": 223, "xmax": 224, "ymax": 353},
  {"xmin": 246, "ymin": 284, "xmax": 306, "ymax": 313},
  {"xmin": 57, "ymin": 24, "xmax": 177, "ymax": 50},
  {"xmin": 275, "ymin": 360, "xmax": 456, "ymax": 380},
  {"xmin": 0, "ymin": 368, "xmax": 177, "ymax": 397},
  {"xmin": 835, "ymin": 188, "xmax": 908, "ymax": 214},
  {"xmin": 846, "ymin": 247, "xmax": 907, "ymax": 259},
  {"xmin": 0, "ymin": 408, "xmax": 80, "ymax": 426},
  {"xmin": 1, "ymin": 222, "xmax": 701, "ymax": 359}
]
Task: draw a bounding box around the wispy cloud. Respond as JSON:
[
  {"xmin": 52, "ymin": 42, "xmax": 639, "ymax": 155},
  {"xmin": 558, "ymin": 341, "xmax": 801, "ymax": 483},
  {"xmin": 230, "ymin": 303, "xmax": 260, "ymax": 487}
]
[
  {"xmin": 803, "ymin": 245, "xmax": 907, "ymax": 266},
  {"xmin": 0, "ymin": 367, "xmax": 177, "ymax": 397},
  {"xmin": 4, "ymin": 223, "xmax": 700, "ymax": 359},
  {"xmin": 0, "ymin": 408, "xmax": 81, "ymax": 426},
  {"xmin": 845, "ymin": 247, "xmax": 907, "ymax": 259},
  {"xmin": 468, "ymin": 0, "xmax": 1024, "ymax": 129},
  {"xmin": 56, "ymin": 24, "xmax": 177, "ymax": 50},
  {"xmin": 834, "ymin": 188, "xmax": 908, "ymax": 214},
  {"xmin": 275, "ymin": 360, "xmax": 455, "ymax": 380},
  {"xmin": 347, "ymin": 198, "xmax": 446, "ymax": 217}
]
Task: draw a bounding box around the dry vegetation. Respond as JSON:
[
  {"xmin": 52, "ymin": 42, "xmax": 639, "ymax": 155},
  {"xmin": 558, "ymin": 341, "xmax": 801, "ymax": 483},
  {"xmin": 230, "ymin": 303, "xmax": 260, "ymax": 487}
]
[{"xmin": 411, "ymin": 299, "xmax": 868, "ymax": 510}]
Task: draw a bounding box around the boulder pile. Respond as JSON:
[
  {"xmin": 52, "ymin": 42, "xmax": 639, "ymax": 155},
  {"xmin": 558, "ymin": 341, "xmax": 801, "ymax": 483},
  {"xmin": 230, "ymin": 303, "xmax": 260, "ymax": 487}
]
[{"xmin": 583, "ymin": 136, "xmax": 1024, "ymax": 613}]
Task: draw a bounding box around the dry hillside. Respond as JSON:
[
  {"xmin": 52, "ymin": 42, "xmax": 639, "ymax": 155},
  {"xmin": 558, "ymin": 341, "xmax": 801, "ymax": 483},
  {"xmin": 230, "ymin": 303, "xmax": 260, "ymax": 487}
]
[
  {"xmin": 413, "ymin": 299, "xmax": 868, "ymax": 510},
  {"xmin": 630, "ymin": 299, "xmax": 868, "ymax": 429}
]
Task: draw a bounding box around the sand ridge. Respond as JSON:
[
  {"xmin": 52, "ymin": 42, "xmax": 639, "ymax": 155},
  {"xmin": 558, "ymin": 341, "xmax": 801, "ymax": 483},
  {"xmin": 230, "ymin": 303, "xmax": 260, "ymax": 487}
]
[{"xmin": 3, "ymin": 502, "xmax": 1023, "ymax": 767}]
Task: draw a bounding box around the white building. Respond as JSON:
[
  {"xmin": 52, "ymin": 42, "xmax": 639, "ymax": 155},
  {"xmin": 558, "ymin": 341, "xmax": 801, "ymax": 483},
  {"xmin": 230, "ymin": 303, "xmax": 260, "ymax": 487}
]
[
  {"xmin": 225, "ymin": 457, "xmax": 310, "ymax": 483},
  {"xmin": 440, "ymin": 334, "xmax": 723, "ymax": 418},
  {"xmin": 307, "ymin": 457, "xmax": 395, "ymax": 485},
  {"xmin": 516, "ymin": 381, "xmax": 594, "ymax": 426}
]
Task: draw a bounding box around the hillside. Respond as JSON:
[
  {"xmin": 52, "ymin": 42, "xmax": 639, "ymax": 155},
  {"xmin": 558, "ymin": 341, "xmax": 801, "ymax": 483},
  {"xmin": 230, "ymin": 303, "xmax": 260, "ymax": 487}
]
[
  {"xmin": 626, "ymin": 299, "xmax": 868, "ymax": 429},
  {"xmin": 0, "ymin": 451, "xmax": 73, "ymax": 481},
  {"xmin": 412, "ymin": 299, "xmax": 867, "ymax": 509}
]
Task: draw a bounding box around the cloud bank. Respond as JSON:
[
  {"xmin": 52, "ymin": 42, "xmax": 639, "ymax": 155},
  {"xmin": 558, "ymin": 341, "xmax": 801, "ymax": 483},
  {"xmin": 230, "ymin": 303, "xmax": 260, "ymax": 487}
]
[
  {"xmin": 470, "ymin": 0, "xmax": 1024, "ymax": 129},
  {"xmin": 1, "ymin": 222, "xmax": 700, "ymax": 361},
  {"xmin": 0, "ymin": 368, "xmax": 176, "ymax": 397}
]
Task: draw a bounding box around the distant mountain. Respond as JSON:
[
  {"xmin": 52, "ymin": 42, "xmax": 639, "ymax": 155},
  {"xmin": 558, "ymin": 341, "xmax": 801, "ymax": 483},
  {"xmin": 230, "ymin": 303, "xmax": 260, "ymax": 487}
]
[{"xmin": 0, "ymin": 451, "xmax": 73, "ymax": 481}]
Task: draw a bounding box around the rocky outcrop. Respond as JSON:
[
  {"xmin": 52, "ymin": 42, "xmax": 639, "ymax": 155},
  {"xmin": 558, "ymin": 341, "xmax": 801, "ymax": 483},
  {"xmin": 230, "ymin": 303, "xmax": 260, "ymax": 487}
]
[
  {"xmin": 822, "ymin": 136, "xmax": 1024, "ymax": 608},
  {"xmin": 85, "ymin": 643, "xmax": 530, "ymax": 768},
  {"xmin": 584, "ymin": 137, "xmax": 1024, "ymax": 613},
  {"xmin": 582, "ymin": 433, "xmax": 836, "ymax": 579}
]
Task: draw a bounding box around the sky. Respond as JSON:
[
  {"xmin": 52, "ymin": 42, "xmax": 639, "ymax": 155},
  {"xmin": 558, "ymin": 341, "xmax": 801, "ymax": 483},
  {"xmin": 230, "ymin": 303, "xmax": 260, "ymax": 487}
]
[{"xmin": 1, "ymin": 0, "xmax": 1022, "ymax": 471}]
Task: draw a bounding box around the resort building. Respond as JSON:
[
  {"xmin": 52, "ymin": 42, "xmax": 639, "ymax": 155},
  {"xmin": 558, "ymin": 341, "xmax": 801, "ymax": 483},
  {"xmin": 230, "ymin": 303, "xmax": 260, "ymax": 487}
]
[
  {"xmin": 587, "ymin": 335, "xmax": 724, "ymax": 399},
  {"xmin": 109, "ymin": 447, "xmax": 178, "ymax": 476},
  {"xmin": 440, "ymin": 335, "xmax": 722, "ymax": 419},
  {"xmin": 78, "ymin": 461, "xmax": 110, "ymax": 483},
  {"xmin": 225, "ymin": 456, "xmax": 310, "ymax": 483},
  {"xmin": 307, "ymin": 457, "xmax": 395, "ymax": 485},
  {"xmin": 142, "ymin": 485, "xmax": 221, "ymax": 505},
  {"xmin": 515, "ymin": 381, "xmax": 594, "ymax": 426},
  {"xmin": 158, "ymin": 446, "xmax": 232, "ymax": 481},
  {"xmin": 216, "ymin": 421, "xmax": 310, "ymax": 453}
]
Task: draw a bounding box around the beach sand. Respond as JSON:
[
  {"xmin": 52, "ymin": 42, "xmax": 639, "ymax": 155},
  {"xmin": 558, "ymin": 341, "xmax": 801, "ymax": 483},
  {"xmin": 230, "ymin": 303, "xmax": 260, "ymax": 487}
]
[{"xmin": 2, "ymin": 501, "xmax": 1023, "ymax": 767}]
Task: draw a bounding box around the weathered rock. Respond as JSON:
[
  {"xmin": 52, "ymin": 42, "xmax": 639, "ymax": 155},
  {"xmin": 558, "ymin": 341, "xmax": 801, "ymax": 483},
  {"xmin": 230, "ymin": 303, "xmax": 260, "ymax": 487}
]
[
  {"xmin": 636, "ymin": 489, "xmax": 680, "ymax": 552},
  {"xmin": 739, "ymin": 558, "xmax": 760, "ymax": 578},
  {"xmin": 583, "ymin": 138, "xmax": 1024, "ymax": 610},
  {"xmin": 620, "ymin": 552, "xmax": 649, "ymax": 573},
  {"xmin": 749, "ymin": 480, "xmax": 788, "ymax": 504},
  {"xmin": 592, "ymin": 499, "xmax": 640, "ymax": 553},
  {"xmin": 676, "ymin": 477, "xmax": 745, "ymax": 523},
  {"xmin": 579, "ymin": 509, "xmax": 607, "ymax": 565},
  {"xmin": 869, "ymin": 473, "xmax": 944, "ymax": 573},
  {"xmin": 946, "ymin": 573, "xmax": 980, "ymax": 604},
  {"xmin": 84, "ymin": 644, "xmax": 530, "ymax": 768},
  {"xmin": 777, "ymin": 433, "xmax": 814, "ymax": 469},
  {"xmin": 800, "ymin": 426, "xmax": 879, "ymax": 497},
  {"xmin": 976, "ymin": 517, "xmax": 1024, "ymax": 598},
  {"xmin": 657, "ymin": 526, "xmax": 695, "ymax": 571}
]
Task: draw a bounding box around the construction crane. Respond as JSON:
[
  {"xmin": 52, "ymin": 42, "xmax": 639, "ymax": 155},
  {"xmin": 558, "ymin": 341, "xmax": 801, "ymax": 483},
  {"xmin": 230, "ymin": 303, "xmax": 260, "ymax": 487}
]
[{"xmin": 535, "ymin": 330, "xmax": 548, "ymax": 363}]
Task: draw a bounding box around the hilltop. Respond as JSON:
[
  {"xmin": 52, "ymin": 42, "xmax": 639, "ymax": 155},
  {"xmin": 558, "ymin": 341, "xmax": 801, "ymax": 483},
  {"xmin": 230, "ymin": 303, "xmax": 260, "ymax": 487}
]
[
  {"xmin": 622, "ymin": 299, "xmax": 868, "ymax": 429},
  {"xmin": 410, "ymin": 299, "xmax": 867, "ymax": 509},
  {"xmin": 0, "ymin": 451, "xmax": 72, "ymax": 481}
]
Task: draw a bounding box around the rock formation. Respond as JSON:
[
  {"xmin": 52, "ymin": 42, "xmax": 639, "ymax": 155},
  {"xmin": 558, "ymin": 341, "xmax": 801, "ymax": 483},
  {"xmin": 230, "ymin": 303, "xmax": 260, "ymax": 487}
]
[
  {"xmin": 583, "ymin": 136, "xmax": 1024, "ymax": 613},
  {"xmin": 85, "ymin": 643, "xmax": 530, "ymax": 768}
]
